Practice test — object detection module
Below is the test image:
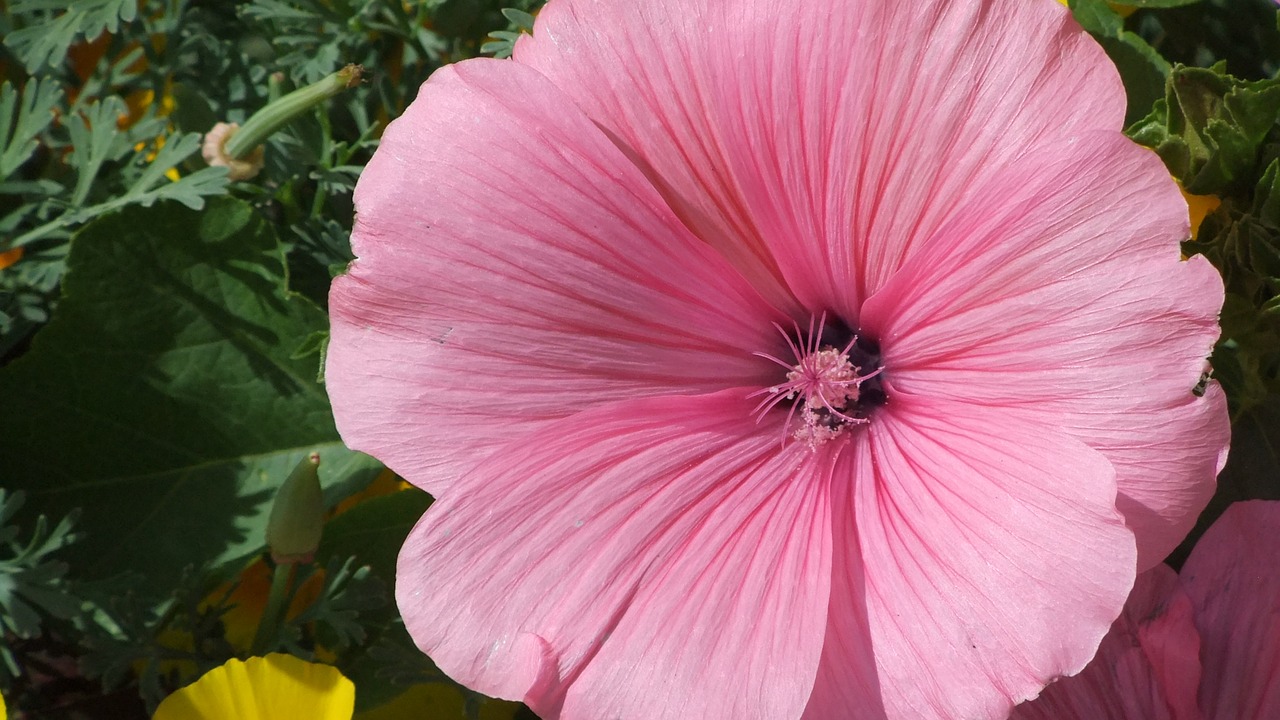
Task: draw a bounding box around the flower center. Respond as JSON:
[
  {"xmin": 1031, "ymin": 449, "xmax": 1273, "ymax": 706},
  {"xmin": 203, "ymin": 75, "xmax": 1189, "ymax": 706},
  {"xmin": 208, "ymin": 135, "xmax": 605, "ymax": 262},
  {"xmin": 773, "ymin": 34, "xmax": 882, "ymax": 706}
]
[{"xmin": 751, "ymin": 314, "xmax": 884, "ymax": 449}]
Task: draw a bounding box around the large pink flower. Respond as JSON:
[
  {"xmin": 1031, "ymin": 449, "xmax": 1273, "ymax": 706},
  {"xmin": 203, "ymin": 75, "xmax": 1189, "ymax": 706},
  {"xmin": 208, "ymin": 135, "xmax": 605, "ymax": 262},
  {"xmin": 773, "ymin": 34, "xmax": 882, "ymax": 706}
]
[
  {"xmin": 325, "ymin": 1, "xmax": 1229, "ymax": 718},
  {"xmin": 1012, "ymin": 501, "xmax": 1280, "ymax": 720}
]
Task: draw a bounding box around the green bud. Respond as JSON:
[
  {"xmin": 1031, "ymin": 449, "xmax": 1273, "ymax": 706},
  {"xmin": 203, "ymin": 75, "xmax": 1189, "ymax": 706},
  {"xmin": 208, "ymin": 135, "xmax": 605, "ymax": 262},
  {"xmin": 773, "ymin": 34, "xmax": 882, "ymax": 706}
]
[
  {"xmin": 222, "ymin": 64, "xmax": 364, "ymax": 161},
  {"xmin": 266, "ymin": 452, "xmax": 325, "ymax": 564}
]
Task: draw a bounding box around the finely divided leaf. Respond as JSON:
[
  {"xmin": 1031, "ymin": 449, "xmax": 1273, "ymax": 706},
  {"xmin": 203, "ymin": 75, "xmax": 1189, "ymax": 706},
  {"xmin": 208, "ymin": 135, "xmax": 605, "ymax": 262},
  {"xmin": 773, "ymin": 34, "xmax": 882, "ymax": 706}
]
[
  {"xmin": 5, "ymin": 0, "xmax": 139, "ymax": 71},
  {"xmin": 0, "ymin": 79, "xmax": 63, "ymax": 179}
]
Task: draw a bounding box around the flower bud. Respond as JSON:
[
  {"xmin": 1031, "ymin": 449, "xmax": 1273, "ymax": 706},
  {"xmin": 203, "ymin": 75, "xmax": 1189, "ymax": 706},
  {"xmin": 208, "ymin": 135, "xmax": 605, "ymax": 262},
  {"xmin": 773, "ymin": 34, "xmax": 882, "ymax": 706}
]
[
  {"xmin": 201, "ymin": 122, "xmax": 265, "ymax": 181},
  {"xmin": 204, "ymin": 64, "xmax": 363, "ymax": 181},
  {"xmin": 266, "ymin": 452, "xmax": 325, "ymax": 564}
]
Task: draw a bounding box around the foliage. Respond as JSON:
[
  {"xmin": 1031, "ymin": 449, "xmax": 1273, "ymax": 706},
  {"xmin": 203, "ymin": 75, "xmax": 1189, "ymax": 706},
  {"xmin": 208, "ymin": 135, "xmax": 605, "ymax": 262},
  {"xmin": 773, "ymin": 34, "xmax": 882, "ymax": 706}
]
[
  {"xmin": 0, "ymin": 0, "xmax": 554, "ymax": 713},
  {"xmin": 482, "ymin": 7, "xmax": 537, "ymax": 58},
  {"xmin": 0, "ymin": 491, "xmax": 81, "ymax": 685},
  {"xmin": 0, "ymin": 198, "xmax": 382, "ymax": 597},
  {"xmin": 1070, "ymin": 0, "xmax": 1172, "ymax": 125}
]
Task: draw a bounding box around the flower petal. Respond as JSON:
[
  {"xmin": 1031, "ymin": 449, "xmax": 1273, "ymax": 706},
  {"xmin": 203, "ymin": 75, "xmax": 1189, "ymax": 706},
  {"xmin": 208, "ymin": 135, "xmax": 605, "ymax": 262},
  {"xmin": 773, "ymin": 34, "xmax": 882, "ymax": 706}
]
[
  {"xmin": 861, "ymin": 132, "xmax": 1227, "ymax": 568},
  {"xmin": 396, "ymin": 391, "xmax": 833, "ymax": 720},
  {"xmin": 514, "ymin": 0, "xmax": 1123, "ymax": 314},
  {"xmin": 153, "ymin": 654, "xmax": 354, "ymax": 720},
  {"xmin": 844, "ymin": 396, "xmax": 1135, "ymax": 720},
  {"xmin": 1010, "ymin": 566, "xmax": 1203, "ymax": 720},
  {"xmin": 328, "ymin": 59, "xmax": 783, "ymax": 494},
  {"xmin": 1181, "ymin": 500, "xmax": 1280, "ymax": 720},
  {"xmin": 799, "ymin": 470, "xmax": 887, "ymax": 720}
]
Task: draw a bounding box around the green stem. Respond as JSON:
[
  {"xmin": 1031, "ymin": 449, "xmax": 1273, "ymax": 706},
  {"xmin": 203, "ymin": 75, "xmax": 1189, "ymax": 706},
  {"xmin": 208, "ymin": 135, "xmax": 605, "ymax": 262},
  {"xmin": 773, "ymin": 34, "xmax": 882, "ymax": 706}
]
[
  {"xmin": 12, "ymin": 193, "xmax": 137, "ymax": 248},
  {"xmin": 250, "ymin": 561, "xmax": 295, "ymax": 655},
  {"xmin": 224, "ymin": 65, "xmax": 363, "ymax": 160}
]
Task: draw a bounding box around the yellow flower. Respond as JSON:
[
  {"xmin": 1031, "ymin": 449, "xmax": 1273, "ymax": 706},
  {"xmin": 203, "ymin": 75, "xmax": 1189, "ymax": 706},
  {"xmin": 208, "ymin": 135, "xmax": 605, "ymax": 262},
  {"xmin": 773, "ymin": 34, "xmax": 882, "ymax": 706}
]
[{"xmin": 153, "ymin": 654, "xmax": 354, "ymax": 720}]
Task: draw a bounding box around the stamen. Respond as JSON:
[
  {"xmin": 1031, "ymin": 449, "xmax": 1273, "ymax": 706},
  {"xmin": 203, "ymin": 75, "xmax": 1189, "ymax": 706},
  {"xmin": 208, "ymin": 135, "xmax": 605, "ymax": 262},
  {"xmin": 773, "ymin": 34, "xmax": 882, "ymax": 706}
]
[{"xmin": 751, "ymin": 315, "xmax": 884, "ymax": 449}]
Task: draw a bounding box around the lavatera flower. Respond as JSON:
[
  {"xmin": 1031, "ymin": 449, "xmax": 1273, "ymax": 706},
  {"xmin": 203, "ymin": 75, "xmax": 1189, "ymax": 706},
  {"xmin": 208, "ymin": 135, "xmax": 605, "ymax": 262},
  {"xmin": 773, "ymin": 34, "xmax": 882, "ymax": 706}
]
[{"xmin": 325, "ymin": 1, "xmax": 1230, "ymax": 718}]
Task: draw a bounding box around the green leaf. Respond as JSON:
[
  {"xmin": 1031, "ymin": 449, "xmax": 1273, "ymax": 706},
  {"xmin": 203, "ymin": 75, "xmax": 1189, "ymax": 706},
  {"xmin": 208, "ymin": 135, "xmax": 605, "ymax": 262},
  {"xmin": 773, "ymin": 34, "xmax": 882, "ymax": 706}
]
[
  {"xmin": 0, "ymin": 198, "xmax": 379, "ymax": 598},
  {"xmin": 1255, "ymin": 159, "xmax": 1280, "ymax": 223},
  {"xmin": 135, "ymin": 166, "xmax": 231, "ymax": 211},
  {"xmin": 0, "ymin": 79, "xmax": 63, "ymax": 179},
  {"xmin": 1129, "ymin": 65, "xmax": 1280, "ymax": 195},
  {"xmin": 500, "ymin": 7, "xmax": 536, "ymax": 31},
  {"xmin": 1069, "ymin": 0, "xmax": 1124, "ymax": 36},
  {"xmin": 319, "ymin": 489, "xmax": 433, "ymax": 582},
  {"xmin": 484, "ymin": 5, "xmax": 539, "ymax": 58},
  {"xmin": 67, "ymin": 97, "xmax": 134, "ymax": 207},
  {"xmin": 4, "ymin": 0, "xmax": 138, "ymax": 71},
  {"xmin": 1100, "ymin": 32, "xmax": 1171, "ymax": 126},
  {"xmin": 1123, "ymin": 0, "xmax": 1201, "ymax": 6},
  {"xmin": 1070, "ymin": 0, "xmax": 1171, "ymax": 124}
]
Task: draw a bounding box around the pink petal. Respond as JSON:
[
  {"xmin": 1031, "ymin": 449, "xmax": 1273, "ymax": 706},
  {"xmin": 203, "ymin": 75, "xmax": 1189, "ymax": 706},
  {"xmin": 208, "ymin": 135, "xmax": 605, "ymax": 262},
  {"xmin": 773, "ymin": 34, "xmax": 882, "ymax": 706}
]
[
  {"xmin": 514, "ymin": 0, "xmax": 1123, "ymax": 315},
  {"xmin": 836, "ymin": 395, "xmax": 1136, "ymax": 720},
  {"xmin": 1010, "ymin": 566, "xmax": 1203, "ymax": 720},
  {"xmin": 799, "ymin": 464, "xmax": 887, "ymax": 720},
  {"xmin": 327, "ymin": 59, "xmax": 784, "ymax": 494},
  {"xmin": 861, "ymin": 133, "xmax": 1227, "ymax": 569},
  {"xmin": 1181, "ymin": 501, "xmax": 1280, "ymax": 720},
  {"xmin": 395, "ymin": 391, "xmax": 833, "ymax": 720}
]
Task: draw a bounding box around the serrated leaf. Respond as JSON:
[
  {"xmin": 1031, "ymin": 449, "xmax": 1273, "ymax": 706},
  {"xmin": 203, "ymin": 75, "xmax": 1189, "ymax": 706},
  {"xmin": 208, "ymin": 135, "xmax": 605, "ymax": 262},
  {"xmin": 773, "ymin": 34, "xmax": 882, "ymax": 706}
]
[
  {"xmin": 1129, "ymin": 65, "xmax": 1280, "ymax": 195},
  {"xmin": 0, "ymin": 198, "xmax": 380, "ymax": 597}
]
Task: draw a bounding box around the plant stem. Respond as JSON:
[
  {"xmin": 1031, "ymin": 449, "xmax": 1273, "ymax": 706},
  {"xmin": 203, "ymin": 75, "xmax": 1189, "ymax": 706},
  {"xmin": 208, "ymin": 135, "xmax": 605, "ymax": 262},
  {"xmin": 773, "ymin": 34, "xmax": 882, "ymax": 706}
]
[
  {"xmin": 250, "ymin": 561, "xmax": 295, "ymax": 655},
  {"xmin": 224, "ymin": 65, "xmax": 363, "ymax": 160}
]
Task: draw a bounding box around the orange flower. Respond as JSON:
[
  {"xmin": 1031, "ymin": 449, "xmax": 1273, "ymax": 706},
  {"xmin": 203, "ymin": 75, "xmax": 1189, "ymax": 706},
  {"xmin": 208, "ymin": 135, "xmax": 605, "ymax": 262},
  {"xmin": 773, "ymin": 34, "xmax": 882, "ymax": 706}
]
[{"xmin": 0, "ymin": 247, "xmax": 23, "ymax": 270}]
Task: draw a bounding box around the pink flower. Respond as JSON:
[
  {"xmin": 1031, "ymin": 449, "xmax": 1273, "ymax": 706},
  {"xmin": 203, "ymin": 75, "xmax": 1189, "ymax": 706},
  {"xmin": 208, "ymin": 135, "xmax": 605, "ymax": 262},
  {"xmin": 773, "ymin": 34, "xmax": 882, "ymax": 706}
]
[
  {"xmin": 325, "ymin": 1, "xmax": 1229, "ymax": 719},
  {"xmin": 1012, "ymin": 501, "xmax": 1280, "ymax": 720}
]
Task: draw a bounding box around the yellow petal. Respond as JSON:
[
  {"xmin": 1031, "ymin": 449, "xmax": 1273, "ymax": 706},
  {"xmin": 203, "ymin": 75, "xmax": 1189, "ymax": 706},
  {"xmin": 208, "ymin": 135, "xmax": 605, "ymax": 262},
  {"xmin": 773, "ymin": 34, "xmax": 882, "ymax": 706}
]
[
  {"xmin": 153, "ymin": 654, "xmax": 354, "ymax": 720},
  {"xmin": 1179, "ymin": 182, "xmax": 1222, "ymax": 239}
]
